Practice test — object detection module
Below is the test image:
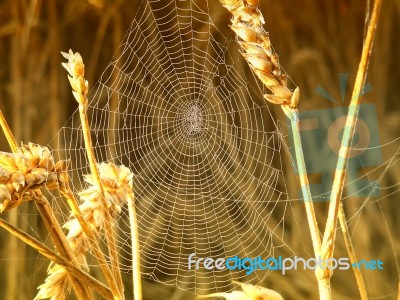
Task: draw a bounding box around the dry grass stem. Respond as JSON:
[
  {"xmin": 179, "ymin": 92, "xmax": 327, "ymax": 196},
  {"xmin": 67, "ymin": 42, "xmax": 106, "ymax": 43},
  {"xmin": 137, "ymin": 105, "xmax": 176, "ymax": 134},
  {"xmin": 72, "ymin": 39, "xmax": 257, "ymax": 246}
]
[
  {"xmin": 320, "ymin": 0, "xmax": 382, "ymax": 297},
  {"xmin": 0, "ymin": 110, "xmax": 18, "ymax": 153},
  {"xmin": 338, "ymin": 202, "xmax": 367, "ymax": 300},
  {"xmin": 127, "ymin": 194, "xmax": 142, "ymax": 300},
  {"xmin": 398, "ymin": 282, "xmax": 400, "ymax": 300},
  {"xmin": 0, "ymin": 217, "xmax": 112, "ymax": 299},
  {"xmin": 198, "ymin": 281, "xmax": 284, "ymax": 300},
  {"xmin": 62, "ymin": 49, "xmax": 125, "ymax": 297}
]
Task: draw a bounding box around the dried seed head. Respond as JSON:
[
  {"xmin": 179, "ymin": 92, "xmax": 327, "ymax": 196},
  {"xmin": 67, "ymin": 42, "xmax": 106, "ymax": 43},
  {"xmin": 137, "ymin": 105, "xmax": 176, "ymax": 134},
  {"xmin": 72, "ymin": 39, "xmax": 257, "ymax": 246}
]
[
  {"xmin": 0, "ymin": 152, "xmax": 19, "ymax": 171},
  {"xmin": 61, "ymin": 50, "xmax": 85, "ymax": 78},
  {"xmin": 0, "ymin": 185, "xmax": 11, "ymax": 203},
  {"xmin": 239, "ymin": 42, "xmax": 263, "ymax": 54},
  {"xmin": 62, "ymin": 49, "xmax": 89, "ymax": 105},
  {"xmin": 253, "ymin": 69, "xmax": 280, "ymax": 86},
  {"xmin": 290, "ymin": 87, "xmax": 300, "ymax": 108},
  {"xmin": 260, "ymin": 35, "xmax": 271, "ymax": 50},
  {"xmin": 35, "ymin": 263, "xmax": 70, "ymax": 300},
  {"xmin": 10, "ymin": 172, "xmax": 25, "ymax": 191},
  {"xmin": 233, "ymin": 6, "xmax": 264, "ymax": 25},
  {"xmin": 37, "ymin": 162, "xmax": 134, "ymax": 300},
  {"xmin": 219, "ymin": 0, "xmax": 300, "ymax": 109},
  {"xmin": 0, "ymin": 167, "xmax": 11, "ymax": 182},
  {"xmin": 0, "ymin": 143, "xmax": 67, "ymax": 213}
]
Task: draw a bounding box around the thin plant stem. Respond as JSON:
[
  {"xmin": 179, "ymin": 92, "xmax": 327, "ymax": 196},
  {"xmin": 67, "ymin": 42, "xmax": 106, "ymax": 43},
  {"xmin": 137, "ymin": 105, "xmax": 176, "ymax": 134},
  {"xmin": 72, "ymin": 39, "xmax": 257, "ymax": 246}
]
[
  {"xmin": 398, "ymin": 282, "xmax": 400, "ymax": 300},
  {"xmin": 63, "ymin": 48, "xmax": 125, "ymax": 297},
  {"xmin": 62, "ymin": 49, "xmax": 125, "ymax": 298},
  {"xmin": 0, "ymin": 217, "xmax": 113, "ymax": 299},
  {"xmin": 128, "ymin": 194, "xmax": 142, "ymax": 300},
  {"xmin": 321, "ymin": 0, "xmax": 382, "ymax": 297},
  {"xmin": 283, "ymin": 106, "xmax": 329, "ymax": 299},
  {"xmin": 338, "ymin": 202, "xmax": 367, "ymax": 300},
  {"xmin": 0, "ymin": 110, "xmax": 19, "ymax": 153},
  {"xmin": 77, "ymin": 70, "xmax": 125, "ymax": 300}
]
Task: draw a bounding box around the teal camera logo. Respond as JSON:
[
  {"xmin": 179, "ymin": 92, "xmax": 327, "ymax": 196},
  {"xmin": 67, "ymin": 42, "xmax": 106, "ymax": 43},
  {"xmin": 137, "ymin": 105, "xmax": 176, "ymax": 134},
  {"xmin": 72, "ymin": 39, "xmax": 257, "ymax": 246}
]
[{"xmin": 288, "ymin": 73, "xmax": 382, "ymax": 201}]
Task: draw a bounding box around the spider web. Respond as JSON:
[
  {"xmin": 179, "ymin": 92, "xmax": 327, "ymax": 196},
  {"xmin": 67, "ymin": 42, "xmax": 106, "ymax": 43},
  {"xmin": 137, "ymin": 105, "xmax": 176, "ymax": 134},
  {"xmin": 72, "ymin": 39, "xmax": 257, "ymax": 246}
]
[{"xmin": 52, "ymin": 0, "xmax": 294, "ymax": 294}]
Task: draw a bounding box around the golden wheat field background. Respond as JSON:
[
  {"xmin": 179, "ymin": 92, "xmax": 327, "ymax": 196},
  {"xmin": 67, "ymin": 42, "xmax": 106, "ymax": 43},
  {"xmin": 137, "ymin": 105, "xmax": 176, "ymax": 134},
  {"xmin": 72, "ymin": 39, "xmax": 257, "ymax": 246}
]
[{"xmin": 0, "ymin": 0, "xmax": 399, "ymax": 299}]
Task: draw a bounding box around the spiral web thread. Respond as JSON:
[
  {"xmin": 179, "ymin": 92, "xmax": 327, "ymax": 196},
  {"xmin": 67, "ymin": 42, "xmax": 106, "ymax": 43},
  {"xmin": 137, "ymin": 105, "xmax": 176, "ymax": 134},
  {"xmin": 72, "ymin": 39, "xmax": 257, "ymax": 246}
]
[
  {"xmin": 47, "ymin": 0, "xmax": 295, "ymax": 293},
  {"xmin": 41, "ymin": 0, "xmax": 400, "ymax": 296}
]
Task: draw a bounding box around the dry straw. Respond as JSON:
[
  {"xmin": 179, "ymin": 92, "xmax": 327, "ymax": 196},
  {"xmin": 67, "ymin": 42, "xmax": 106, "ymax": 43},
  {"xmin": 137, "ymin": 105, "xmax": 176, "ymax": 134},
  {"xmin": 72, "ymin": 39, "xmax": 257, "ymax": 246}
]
[{"xmin": 319, "ymin": 0, "xmax": 382, "ymax": 299}]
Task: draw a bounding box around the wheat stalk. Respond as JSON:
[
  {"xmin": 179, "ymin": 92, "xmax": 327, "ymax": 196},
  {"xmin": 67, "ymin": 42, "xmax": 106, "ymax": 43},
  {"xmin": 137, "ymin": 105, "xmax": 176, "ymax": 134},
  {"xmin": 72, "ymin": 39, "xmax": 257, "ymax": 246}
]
[
  {"xmin": 0, "ymin": 111, "xmax": 18, "ymax": 153},
  {"xmin": 320, "ymin": 0, "xmax": 382, "ymax": 298},
  {"xmin": 62, "ymin": 49, "xmax": 143, "ymax": 300},
  {"xmin": 0, "ymin": 50, "xmax": 142, "ymax": 299},
  {"xmin": 62, "ymin": 49, "xmax": 125, "ymax": 299},
  {"xmin": 57, "ymin": 172, "xmax": 124, "ymax": 299},
  {"xmin": 217, "ymin": 0, "xmax": 328, "ymax": 297},
  {"xmin": 0, "ymin": 217, "xmax": 113, "ymax": 299},
  {"xmin": 127, "ymin": 193, "xmax": 142, "ymax": 300}
]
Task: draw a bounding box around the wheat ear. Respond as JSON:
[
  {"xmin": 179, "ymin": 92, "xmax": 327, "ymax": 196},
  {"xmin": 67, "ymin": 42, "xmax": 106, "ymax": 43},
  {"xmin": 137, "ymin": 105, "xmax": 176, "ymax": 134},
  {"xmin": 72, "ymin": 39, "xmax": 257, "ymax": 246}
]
[
  {"xmin": 219, "ymin": 0, "xmax": 299, "ymax": 108},
  {"xmin": 0, "ymin": 143, "xmax": 66, "ymax": 212},
  {"xmin": 62, "ymin": 49, "xmax": 125, "ymax": 299},
  {"xmin": 0, "ymin": 114, "xmax": 92, "ymax": 300},
  {"xmin": 36, "ymin": 162, "xmax": 134, "ymax": 300},
  {"xmin": 217, "ymin": 0, "xmax": 328, "ymax": 297}
]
